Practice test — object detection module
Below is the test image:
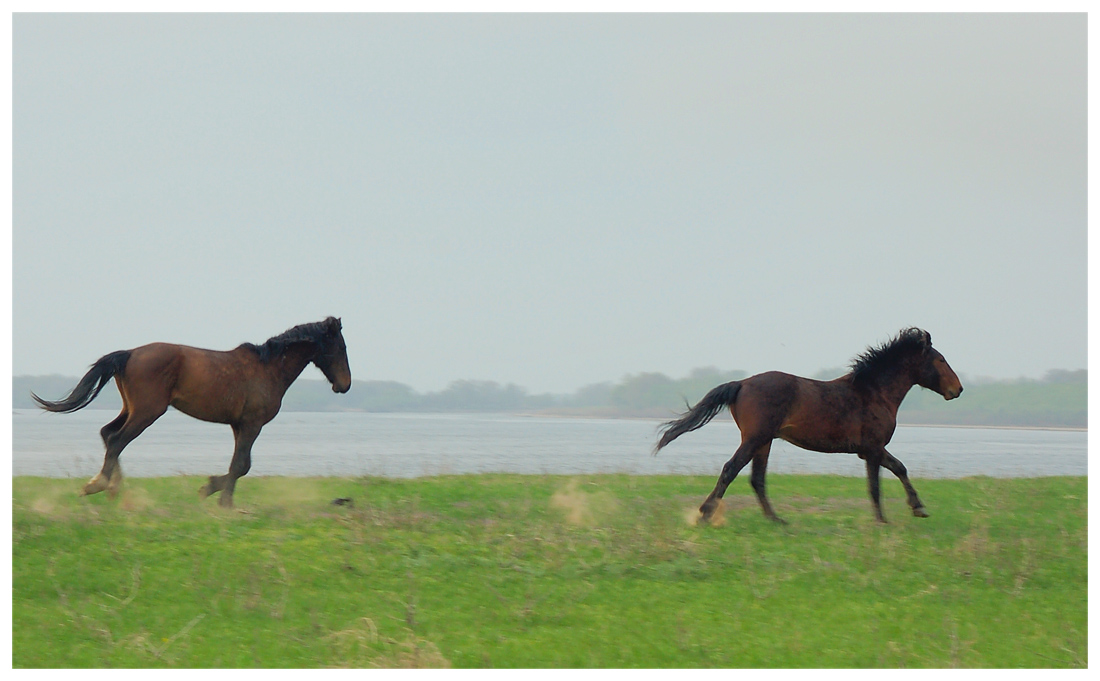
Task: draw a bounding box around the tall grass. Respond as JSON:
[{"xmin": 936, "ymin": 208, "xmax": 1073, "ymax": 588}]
[{"xmin": 13, "ymin": 474, "xmax": 1087, "ymax": 668}]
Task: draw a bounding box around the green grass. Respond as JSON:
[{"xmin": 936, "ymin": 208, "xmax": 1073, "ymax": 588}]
[{"xmin": 12, "ymin": 474, "xmax": 1087, "ymax": 668}]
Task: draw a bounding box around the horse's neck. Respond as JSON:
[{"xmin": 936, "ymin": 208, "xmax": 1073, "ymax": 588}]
[
  {"xmin": 271, "ymin": 343, "xmax": 317, "ymax": 391},
  {"xmin": 867, "ymin": 370, "xmax": 917, "ymax": 413}
]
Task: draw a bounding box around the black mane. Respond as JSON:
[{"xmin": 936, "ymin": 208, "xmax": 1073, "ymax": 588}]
[
  {"xmin": 239, "ymin": 317, "xmax": 340, "ymax": 363},
  {"xmin": 848, "ymin": 327, "xmax": 931, "ymax": 384}
]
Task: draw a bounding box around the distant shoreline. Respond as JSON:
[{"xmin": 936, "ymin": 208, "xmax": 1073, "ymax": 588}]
[
  {"xmin": 895, "ymin": 422, "xmax": 1087, "ymax": 433},
  {"xmin": 516, "ymin": 409, "xmax": 1087, "ymax": 432},
  {"xmin": 13, "ymin": 405, "xmax": 1086, "ymax": 433},
  {"xmin": 15, "ymin": 372, "xmax": 1085, "ymax": 431}
]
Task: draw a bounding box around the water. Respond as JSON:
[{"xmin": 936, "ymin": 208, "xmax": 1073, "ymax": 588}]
[{"xmin": 10, "ymin": 409, "xmax": 1087, "ymax": 480}]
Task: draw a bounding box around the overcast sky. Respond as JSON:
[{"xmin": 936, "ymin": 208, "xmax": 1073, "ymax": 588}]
[{"xmin": 11, "ymin": 13, "xmax": 1087, "ymax": 394}]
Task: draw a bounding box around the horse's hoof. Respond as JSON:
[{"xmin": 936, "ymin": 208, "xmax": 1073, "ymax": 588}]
[
  {"xmin": 698, "ymin": 508, "xmax": 716, "ymax": 524},
  {"xmin": 81, "ymin": 475, "xmax": 108, "ymax": 496},
  {"xmin": 698, "ymin": 507, "xmax": 723, "ymax": 525},
  {"xmin": 698, "ymin": 497, "xmax": 725, "ymax": 525},
  {"xmin": 106, "ymin": 477, "xmax": 122, "ymax": 499},
  {"xmin": 913, "ymin": 507, "xmax": 930, "ymax": 518}
]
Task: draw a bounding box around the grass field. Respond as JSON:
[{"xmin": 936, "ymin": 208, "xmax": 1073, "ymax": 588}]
[{"xmin": 12, "ymin": 474, "xmax": 1087, "ymax": 668}]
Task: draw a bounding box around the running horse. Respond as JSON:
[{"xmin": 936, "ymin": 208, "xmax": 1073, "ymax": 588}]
[
  {"xmin": 655, "ymin": 328, "xmax": 963, "ymax": 524},
  {"xmin": 32, "ymin": 317, "xmax": 351, "ymax": 508}
]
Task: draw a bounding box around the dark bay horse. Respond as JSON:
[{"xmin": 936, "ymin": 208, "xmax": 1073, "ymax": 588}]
[
  {"xmin": 655, "ymin": 328, "xmax": 962, "ymax": 524},
  {"xmin": 33, "ymin": 317, "xmax": 352, "ymax": 508}
]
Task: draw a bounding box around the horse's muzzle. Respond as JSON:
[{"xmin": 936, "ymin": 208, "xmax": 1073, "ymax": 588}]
[
  {"xmin": 944, "ymin": 386, "xmax": 963, "ymax": 400},
  {"xmin": 333, "ymin": 383, "xmax": 351, "ymax": 394}
]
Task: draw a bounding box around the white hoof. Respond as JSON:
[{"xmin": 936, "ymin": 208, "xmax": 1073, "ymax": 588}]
[{"xmin": 81, "ymin": 473, "xmax": 109, "ymax": 496}]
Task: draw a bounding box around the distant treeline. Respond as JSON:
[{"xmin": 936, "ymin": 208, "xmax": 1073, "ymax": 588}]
[
  {"xmin": 13, "ymin": 367, "xmax": 1086, "ymax": 429},
  {"xmin": 889, "ymin": 369, "xmax": 1086, "ymax": 429}
]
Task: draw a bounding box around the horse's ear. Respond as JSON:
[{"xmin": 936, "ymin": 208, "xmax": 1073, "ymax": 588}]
[
  {"xmin": 325, "ymin": 316, "xmax": 342, "ymax": 332},
  {"xmin": 923, "ymin": 330, "xmax": 932, "ymax": 346}
]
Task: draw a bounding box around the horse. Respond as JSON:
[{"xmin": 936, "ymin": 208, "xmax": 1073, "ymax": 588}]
[
  {"xmin": 654, "ymin": 328, "xmax": 962, "ymax": 524},
  {"xmin": 32, "ymin": 317, "xmax": 352, "ymax": 508}
]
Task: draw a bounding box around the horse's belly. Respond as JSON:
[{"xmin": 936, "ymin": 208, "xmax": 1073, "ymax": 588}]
[
  {"xmin": 778, "ymin": 427, "xmax": 859, "ymax": 454},
  {"xmin": 171, "ymin": 391, "xmax": 279, "ymax": 427},
  {"xmin": 170, "ymin": 395, "xmax": 239, "ymax": 425}
]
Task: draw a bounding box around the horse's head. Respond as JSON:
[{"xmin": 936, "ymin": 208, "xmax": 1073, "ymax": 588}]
[
  {"xmin": 313, "ymin": 316, "xmax": 352, "ymax": 393},
  {"xmin": 912, "ymin": 330, "xmax": 963, "ymax": 400}
]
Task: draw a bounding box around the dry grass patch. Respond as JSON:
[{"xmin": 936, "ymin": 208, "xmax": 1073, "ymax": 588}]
[
  {"xmin": 550, "ymin": 479, "xmax": 618, "ymax": 527},
  {"xmin": 326, "ymin": 617, "xmax": 451, "ymax": 669}
]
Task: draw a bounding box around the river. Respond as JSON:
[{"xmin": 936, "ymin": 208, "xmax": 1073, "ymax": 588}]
[{"xmin": 10, "ymin": 409, "xmax": 1087, "ymax": 480}]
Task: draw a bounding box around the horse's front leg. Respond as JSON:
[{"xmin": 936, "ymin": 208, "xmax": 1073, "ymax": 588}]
[
  {"xmin": 879, "ymin": 449, "xmax": 929, "ymax": 518},
  {"xmin": 864, "ymin": 450, "xmax": 887, "ymax": 523},
  {"xmin": 200, "ymin": 423, "xmax": 261, "ymax": 508}
]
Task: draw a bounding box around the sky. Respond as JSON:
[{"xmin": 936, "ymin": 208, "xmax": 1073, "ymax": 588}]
[{"xmin": 10, "ymin": 13, "xmax": 1088, "ymax": 395}]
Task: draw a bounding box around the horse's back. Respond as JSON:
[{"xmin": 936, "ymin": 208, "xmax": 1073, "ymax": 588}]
[
  {"xmin": 117, "ymin": 342, "xmax": 186, "ymax": 391},
  {"xmin": 732, "ymin": 371, "xmax": 803, "ymax": 432},
  {"xmin": 125, "ymin": 342, "xmax": 232, "ymax": 383},
  {"xmin": 124, "ymin": 343, "xmax": 263, "ymax": 424},
  {"xmin": 736, "ymin": 371, "xmax": 866, "ymax": 452}
]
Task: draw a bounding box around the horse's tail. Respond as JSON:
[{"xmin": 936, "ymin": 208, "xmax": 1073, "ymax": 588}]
[
  {"xmin": 32, "ymin": 350, "xmax": 132, "ymax": 413},
  {"xmin": 654, "ymin": 381, "xmax": 742, "ymax": 454}
]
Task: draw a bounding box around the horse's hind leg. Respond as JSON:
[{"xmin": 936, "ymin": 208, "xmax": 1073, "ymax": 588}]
[
  {"xmin": 85, "ymin": 378, "xmax": 132, "ymax": 496},
  {"xmin": 82, "ymin": 410, "xmax": 130, "ymax": 495},
  {"xmin": 699, "ymin": 439, "xmax": 760, "ymax": 522},
  {"xmin": 100, "ymin": 411, "xmax": 128, "ymax": 446},
  {"xmin": 749, "ymin": 442, "xmax": 785, "ymax": 524},
  {"xmin": 83, "ymin": 388, "xmax": 166, "ymax": 498},
  {"xmin": 880, "ymin": 450, "xmax": 929, "ymax": 518}
]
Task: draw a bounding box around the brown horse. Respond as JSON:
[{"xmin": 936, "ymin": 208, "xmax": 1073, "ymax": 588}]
[
  {"xmin": 32, "ymin": 317, "xmax": 352, "ymax": 508},
  {"xmin": 655, "ymin": 328, "xmax": 962, "ymax": 524}
]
